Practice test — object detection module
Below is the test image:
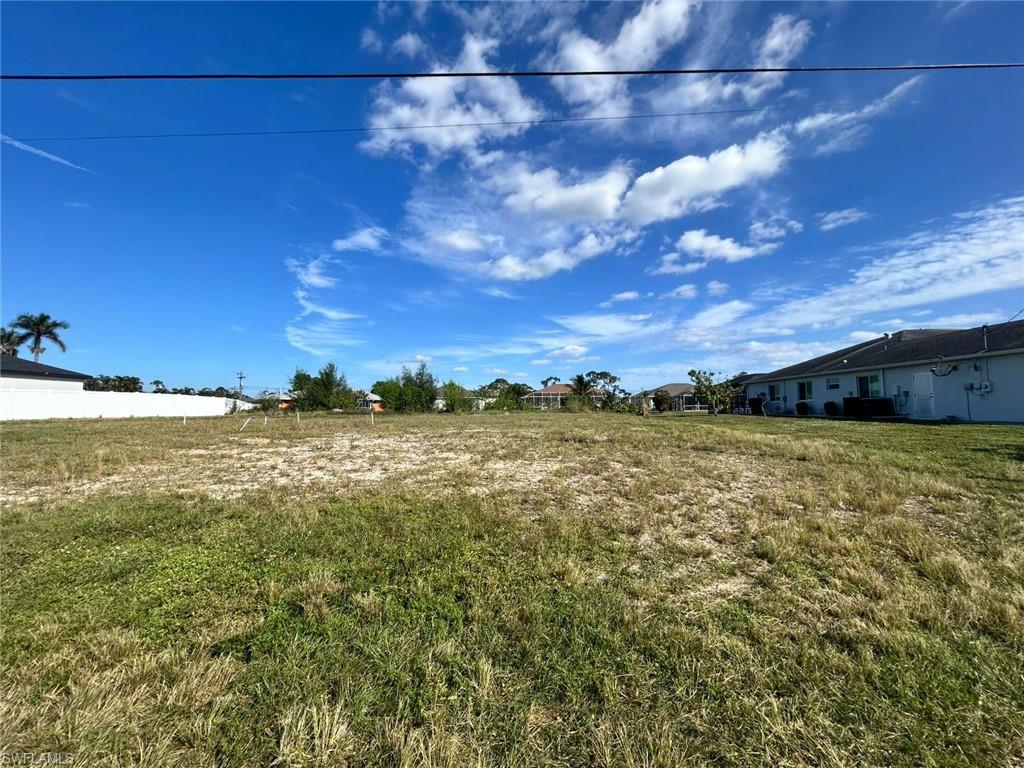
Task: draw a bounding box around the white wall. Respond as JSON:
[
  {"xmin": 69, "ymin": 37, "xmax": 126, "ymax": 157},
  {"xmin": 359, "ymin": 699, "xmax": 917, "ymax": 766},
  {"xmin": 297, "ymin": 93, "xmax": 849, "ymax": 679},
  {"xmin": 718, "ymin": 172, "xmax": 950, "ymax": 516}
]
[
  {"xmin": 745, "ymin": 351, "xmax": 1024, "ymax": 423},
  {"xmin": 0, "ymin": 388, "xmax": 255, "ymax": 421},
  {"xmin": 0, "ymin": 376, "xmax": 84, "ymax": 392}
]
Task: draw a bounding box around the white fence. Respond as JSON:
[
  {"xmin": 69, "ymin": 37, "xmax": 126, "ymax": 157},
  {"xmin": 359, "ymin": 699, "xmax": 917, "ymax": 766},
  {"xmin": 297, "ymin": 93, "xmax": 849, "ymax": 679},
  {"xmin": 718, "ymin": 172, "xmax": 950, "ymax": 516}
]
[{"xmin": 0, "ymin": 388, "xmax": 254, "ymax": 421}]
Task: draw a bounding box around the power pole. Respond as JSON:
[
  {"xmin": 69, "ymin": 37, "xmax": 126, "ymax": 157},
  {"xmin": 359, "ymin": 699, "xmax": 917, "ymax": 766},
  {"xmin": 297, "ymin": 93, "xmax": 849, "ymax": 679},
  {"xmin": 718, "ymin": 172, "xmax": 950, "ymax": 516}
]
[{"xmin": 236, "ymin": 371, "xmax": 246, "ymax": 397}]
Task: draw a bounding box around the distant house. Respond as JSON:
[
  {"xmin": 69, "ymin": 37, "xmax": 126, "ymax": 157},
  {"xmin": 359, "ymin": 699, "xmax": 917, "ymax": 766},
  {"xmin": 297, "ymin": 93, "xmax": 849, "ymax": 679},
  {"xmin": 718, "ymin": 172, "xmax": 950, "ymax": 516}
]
[
  {"xmin": 744, "ymin": 320, "xmax": 1024, "ymax": 423},
  {"xmin": 521, "ymin": 383, "xmax": 607, "ymax": 410},
  {"xmin": 0, "ymin": 357, "xmax": 91, "ymax": 391},
  {"xmin": 262, "ymin": 390, "xmax": 297, "ymax": 409},
  {"xmin": 630, "ymin": 383, "xmax": 705, "ymax": 412},
  {"xmin": 357, "ymin": 392, "xmax": 384, "ymax": 411}
]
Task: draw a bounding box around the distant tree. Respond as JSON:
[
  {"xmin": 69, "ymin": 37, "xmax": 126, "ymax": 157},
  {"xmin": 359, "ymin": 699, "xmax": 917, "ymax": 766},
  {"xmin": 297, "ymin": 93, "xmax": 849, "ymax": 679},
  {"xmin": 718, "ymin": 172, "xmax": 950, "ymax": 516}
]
[
  {"xmin": 439, "ymin": 380, "xmax": 473, "ymax": 413},
  {"xmin": 688, "ymin": 369, "xmax": 738, "ymax": 414},
  {"xmin": 10, "ymin": 313, "xmax": 70, "ymax": 362},
  {"xmin": 651, "ymin": 389, "xmax": 672, "ymax": 413},
  {"xmin": 150, "ymin": 379, "xmax": 168, "ymax": 394},
  {"xmin": 569, "ymin": 373, "xmax": 590, "ymax": 396},
  {"xmin": 170, "ymin": 386, "xmax": 197, "ymax": 395},
  {"xmin": 292, "ymin": 363, "xmax": 357, "ymax": 410},
  {"xmin": 587, "ymin": 370, "xmax": 626, "ymax": 408},
  {"xmin": 486, "ymin": 380, "xmax": 532, "ymax": 410},
  {"xmin": 0, "ymin": 328, "xmax": 22, "ymax": 357},
  {"xmin": 85, "ymin": 374, "xmax": 142, "ymax": 393},
  {"xmin": 398, "ymin": 362, "xmax": 437, "ymax": 412},
  {"xmin": 541, "ymin": 376, "xmax": 561, "ymax": 388},
  {"xmin": 371, "ymin": 378, "xmax": 402, "ymax": 410}
]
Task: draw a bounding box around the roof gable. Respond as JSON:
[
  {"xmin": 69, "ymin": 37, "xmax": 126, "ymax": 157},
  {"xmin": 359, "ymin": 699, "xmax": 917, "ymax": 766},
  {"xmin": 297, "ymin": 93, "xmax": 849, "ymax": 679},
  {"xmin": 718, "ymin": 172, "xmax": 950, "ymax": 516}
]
[
  {"xmin": 0, "ymin": 356, "xmax": 91, "ymax": 381},
  {"xmin": 749, "ymin": 320, "xmax": 1024, "ymax": 383}
]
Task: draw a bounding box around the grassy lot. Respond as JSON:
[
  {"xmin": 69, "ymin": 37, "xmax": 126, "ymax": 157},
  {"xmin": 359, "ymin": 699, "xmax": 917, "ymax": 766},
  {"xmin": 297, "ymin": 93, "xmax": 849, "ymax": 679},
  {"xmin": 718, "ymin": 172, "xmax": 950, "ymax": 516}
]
[{"xmin": 1, "ymin": 412, "xmax": 1022, "ymax": 766}]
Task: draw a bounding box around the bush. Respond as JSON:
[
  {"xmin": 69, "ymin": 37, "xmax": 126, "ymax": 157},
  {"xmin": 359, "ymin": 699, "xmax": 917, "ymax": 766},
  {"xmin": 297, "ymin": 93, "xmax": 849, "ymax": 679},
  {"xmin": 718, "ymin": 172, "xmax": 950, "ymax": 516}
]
[
  {"xmin": 824, "ymin": 400, "xmax": 841, "ymax": 417},
  {"xmin": 795, "ymin": 401, "xmax": 810, "ymax": 416}
]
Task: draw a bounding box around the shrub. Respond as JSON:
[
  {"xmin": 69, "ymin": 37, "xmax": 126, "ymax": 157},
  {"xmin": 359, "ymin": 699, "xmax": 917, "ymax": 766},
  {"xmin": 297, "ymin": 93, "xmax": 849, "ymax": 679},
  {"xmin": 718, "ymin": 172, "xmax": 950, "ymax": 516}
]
[
  {"xmin": 795, "ymin": 401, "xmax": 810, "ymax": 416},
  {"xmin": 824, "ymin": 400, "xmax": 841, "ymax": 417}
]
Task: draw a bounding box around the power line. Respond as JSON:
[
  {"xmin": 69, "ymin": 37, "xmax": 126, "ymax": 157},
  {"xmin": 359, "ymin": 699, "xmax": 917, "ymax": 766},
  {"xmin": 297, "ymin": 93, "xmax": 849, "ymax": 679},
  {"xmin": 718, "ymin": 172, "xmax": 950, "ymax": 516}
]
[
  {"xmin": 2, "ymin": 62, "xmax": 1022, "ymax": 82},
  {"xmin": 8, "ymin": 106, "xmax": 783, "ymax": 143}
]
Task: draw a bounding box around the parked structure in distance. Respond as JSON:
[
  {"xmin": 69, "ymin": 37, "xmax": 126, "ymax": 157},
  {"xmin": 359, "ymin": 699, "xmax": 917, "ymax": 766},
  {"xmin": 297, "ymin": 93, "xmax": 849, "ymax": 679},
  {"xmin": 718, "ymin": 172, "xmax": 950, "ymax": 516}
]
[
  {"xmin": 630, "ymin": 383, "xmax": 706, "ymax": 412},
  {"xmin": 743, "ymin": 320, "xmax": 1024, "ymax": 423}
]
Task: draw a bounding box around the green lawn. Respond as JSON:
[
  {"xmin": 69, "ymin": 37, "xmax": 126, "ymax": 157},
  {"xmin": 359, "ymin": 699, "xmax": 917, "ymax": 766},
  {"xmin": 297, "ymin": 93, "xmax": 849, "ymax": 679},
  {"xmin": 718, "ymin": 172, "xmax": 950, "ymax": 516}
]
[{"xmin": 2, "ymin": 413, "xmax": 1022, "ymax": 766}]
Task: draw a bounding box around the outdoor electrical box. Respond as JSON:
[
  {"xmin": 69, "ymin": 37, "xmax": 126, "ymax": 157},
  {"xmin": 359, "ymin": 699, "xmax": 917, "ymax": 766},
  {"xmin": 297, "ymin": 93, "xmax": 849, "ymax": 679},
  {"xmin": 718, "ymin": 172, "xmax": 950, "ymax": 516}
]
[{"xmin": 979, "ymin": 381, "xmax": 992, "ymax": 393}]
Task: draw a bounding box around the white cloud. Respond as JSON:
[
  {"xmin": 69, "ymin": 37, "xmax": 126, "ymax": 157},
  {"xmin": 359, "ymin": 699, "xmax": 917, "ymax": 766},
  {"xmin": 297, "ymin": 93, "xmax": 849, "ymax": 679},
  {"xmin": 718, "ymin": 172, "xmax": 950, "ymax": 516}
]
[
  {"xmin": 662, "ymin": 283, "xmax": 698, "ymax": 300},
  {"xmin": 392, "ymin": 32, "xmax": 427, "ymax": 58},
  {"xmin": 453, "ymin": 365, "xmax": 469, "ymax": 373},
  {"xmin": 293, "ymin": 289, "xmax": 361, "ymax": 322},
  {"xmin": 1, "ymin": 134, "xmax": 94, "ymax": 173},
  {"xmin": 479, "ymin": 286, "xmax": 518, "ymax": 299},
  {"xmin": 706, "ymin": 280, "xmax": 729, "ymax": 296},
  {"xmin": 549, "ymin": 344, "xmax": 590, "ymax": 358},
  {"xmin": 360, "ymin": 28, "xmax": 384, "ymax": 53},
  {"xmin": 483, "ymin": 228, "xmax": 636, "ymax": 281},
  {"xmin": 361, "ymin": 34, "xmax": 542, "ymax": 159},
  {"xmin": 684, "ymin": 300, "xmax": 755, "ymax": 330},
  {"xmin": 749, "ymin": 216, "xmax": 802, "ymax": 242},
  {"xmin": 332, "ymin": 226, "xmax": 388, "ymax": 252},
  {"xmin": 551, "ymin": 311, "xmax": 672, "ymax": 340},
  {"xmin": 925, "ymin": 312, "xmax": 1005, "ymax": 327},
  {"xmin": 817, "ymin": 207, "xmax": 871, "ymax": 232},
  {"xmin": 286, "ymin": 254, "xmax": 337, "ymax": 289},
  {"xmin": 620, "ymin": 133, "xmax": 788, "ymax": 225},
  {"xmin": 599, "ymin": 290, "xmax": 641, "ymax": 308},
  {"xmin": 795, "ymin": 77, "xmax": 922, "ymax": 155},
  {"xmin": 650, "ymin": 14, "xmax": 812, "ymax": 113},
  {"xmin": 434, "ymin": 229, "xmax": 488, "ymax": 252},
  {"xmin": 530, "ymin": 358, "xmax": 551, "ymax": 365},
  {"xmin": 502, "ymin": 165, "xmax": 630, "ymax": 223},
  {"xmin": 545, "ymin": 0, "xmax": 696, "ymax": 117},
  {"xmin": 648, "ymin": 254, "xmax": 708, "ymax": 276},
  {"xmin": 676, "ymin": 229, "xmax": 778, "ymax": 262},
  {"xmin": 754, "ymin": 195, "xmax": 1024, "ymax": 329}
]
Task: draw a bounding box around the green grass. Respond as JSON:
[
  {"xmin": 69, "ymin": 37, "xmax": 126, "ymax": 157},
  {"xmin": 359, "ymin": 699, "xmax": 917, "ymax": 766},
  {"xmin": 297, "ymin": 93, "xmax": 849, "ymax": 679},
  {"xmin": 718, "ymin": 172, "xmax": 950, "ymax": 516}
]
[{"xmin": 2, "ymin": 413, "xmax": 1022, "ymax": 766}]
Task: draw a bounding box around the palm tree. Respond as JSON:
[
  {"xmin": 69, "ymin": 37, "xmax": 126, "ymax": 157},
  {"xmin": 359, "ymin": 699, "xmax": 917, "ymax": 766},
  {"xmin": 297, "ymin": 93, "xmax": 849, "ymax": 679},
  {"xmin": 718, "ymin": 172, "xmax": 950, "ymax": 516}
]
[
  {"xmin": 0, "ymin": 328, "xmax": 21, "ymax": 357},
  {"xmin": 569, "ymin": 373, "xmax": 590, "ymax": 396},
  {"xmin": 10, "ymin": 313, "xmax": 70, "ymax": 362}
]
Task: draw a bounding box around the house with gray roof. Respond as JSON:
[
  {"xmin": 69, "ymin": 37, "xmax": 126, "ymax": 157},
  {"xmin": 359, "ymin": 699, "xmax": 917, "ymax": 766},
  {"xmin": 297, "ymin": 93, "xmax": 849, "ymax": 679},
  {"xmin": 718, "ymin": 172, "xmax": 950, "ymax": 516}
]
[
  {"xmin": 743, "ymin": 320, "xmax": 1024, "ymax": 422},
  {"xmin": 0, "ymin": 356, "xmax": 91, "ymax": 391},
  {"xmin": 630, "ymin": 383, "xmax": 705, "ymax": 412}
]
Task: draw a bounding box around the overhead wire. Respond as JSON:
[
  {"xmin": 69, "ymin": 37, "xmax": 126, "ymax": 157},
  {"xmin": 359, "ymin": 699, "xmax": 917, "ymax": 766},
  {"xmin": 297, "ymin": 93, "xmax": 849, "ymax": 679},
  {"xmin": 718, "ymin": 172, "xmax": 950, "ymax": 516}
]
[{"xmin": 2, "ymin": 62, "xmax": 1022, "ymax": 81}]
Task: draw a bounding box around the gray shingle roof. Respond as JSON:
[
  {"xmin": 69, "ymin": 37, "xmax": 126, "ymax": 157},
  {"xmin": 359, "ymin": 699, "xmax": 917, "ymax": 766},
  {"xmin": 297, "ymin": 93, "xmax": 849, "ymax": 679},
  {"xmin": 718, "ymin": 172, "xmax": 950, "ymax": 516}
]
[
  {"xmin": 0, "ymin": 356, "xmax": 91, "ymax": 381},
  {"xmin": 638, "ymin": 383, "xmax": 694, "ymax": 397},
  {"xmin": 747, "ymin": 321, "xmax": 1024, "ymax": 384}
]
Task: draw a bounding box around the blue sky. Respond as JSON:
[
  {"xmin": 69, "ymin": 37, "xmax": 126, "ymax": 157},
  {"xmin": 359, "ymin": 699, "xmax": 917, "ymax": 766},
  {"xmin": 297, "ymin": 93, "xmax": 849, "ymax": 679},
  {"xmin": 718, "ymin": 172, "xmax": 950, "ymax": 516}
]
[{"xmin": 3, "ymin": 1, "xmax": 1023, "ymax": 393}]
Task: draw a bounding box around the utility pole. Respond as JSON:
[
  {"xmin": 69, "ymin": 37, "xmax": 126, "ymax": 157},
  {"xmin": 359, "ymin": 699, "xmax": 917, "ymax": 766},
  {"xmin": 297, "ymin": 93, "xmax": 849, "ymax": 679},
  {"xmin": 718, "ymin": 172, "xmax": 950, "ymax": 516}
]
[{"xmin": 236, "ymin": 371, "xmax": 246, "ymax": 397}]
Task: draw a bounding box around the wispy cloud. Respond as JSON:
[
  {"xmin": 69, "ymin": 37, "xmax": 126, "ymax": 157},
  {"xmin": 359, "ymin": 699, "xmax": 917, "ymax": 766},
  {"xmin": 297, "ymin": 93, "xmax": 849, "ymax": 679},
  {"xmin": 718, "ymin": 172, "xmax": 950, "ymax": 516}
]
[
  {"xmin": 817, "ymin": 207, "xmax": 871, "ymax": 231},
  {"xmin": 599, "ymin": 290, "xmax": 642, "ymax": 308},
  {"xmin": 1, "ymin": 134, "xmax": 95, "ymax": 173},
  {"xmin": 795, "ymin": 77, "xmax": 922, "ymax": 155},
  {"xmin": 754, "ymin": 195, "xmax": 1024, "ymax": 330},
  {"xmin": 332, "ymin": 226, "xmax": 388, "ymax": 252}
]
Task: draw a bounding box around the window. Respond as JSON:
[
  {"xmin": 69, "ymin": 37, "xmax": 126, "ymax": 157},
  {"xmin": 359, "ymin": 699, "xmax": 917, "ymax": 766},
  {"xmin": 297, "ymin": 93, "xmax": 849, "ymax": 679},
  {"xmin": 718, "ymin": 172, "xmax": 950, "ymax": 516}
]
[
  {"xmin": 857, "ymin": 374, "xmax": 881, "ymax": 398},
  {"xmin": 798, "ymin": 381, "xmax": 814, "ymax": 400},
  {"xmin": 826, "ymin": 377, "xmax": 840, "ymax": 390},
  {"xmin": 769, "ymin": 384, "xmax": 782, "ymax": 402}
]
